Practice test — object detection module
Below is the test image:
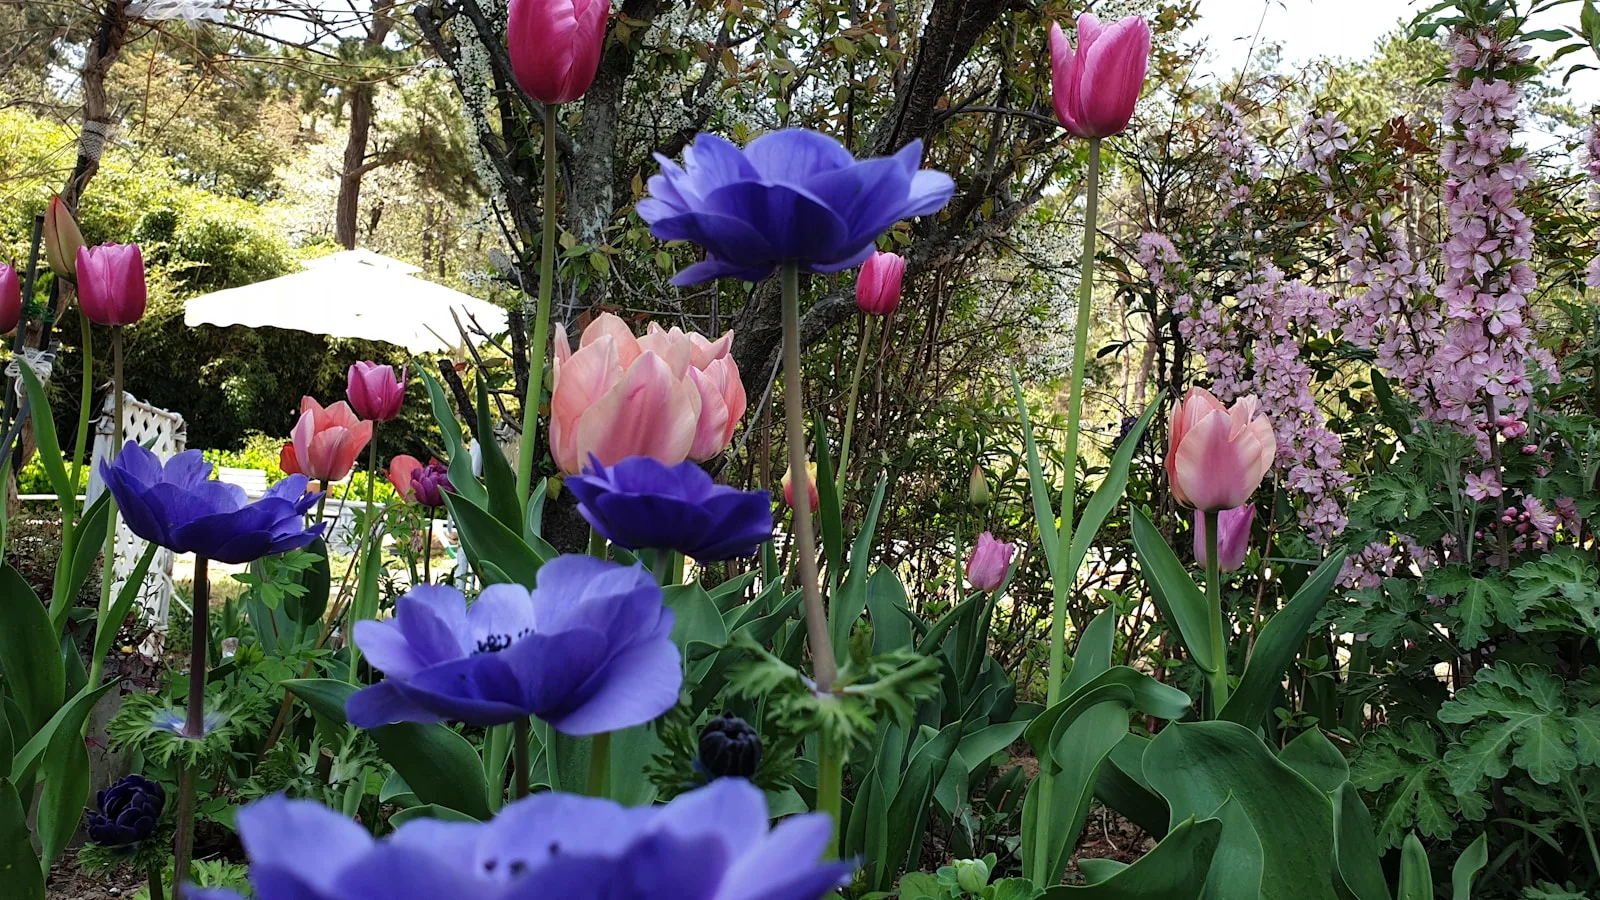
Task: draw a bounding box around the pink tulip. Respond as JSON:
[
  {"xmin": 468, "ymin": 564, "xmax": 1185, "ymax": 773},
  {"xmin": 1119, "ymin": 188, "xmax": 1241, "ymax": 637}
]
[
  {"xmin": 388, "ymin": 454, "xmax": 423, "ymax": 501},
  {"xmin": 1194, "ymin": 504, "xmax": 1255, "ymax": 572},
  {"xmin": 966, "ymin": 532, "xmax": 1015, "ymax": 592},
  {"xmin": 507, "ymin": 0, "xmax": 609, "ymax": 105},
  {"xmin": 0, "ymin": 264, "xmax": 19, "ymax": 335},
  {"xmin": 856, "ymin": 251, "xmax": 906, "ymax": 316},
  {"xmin": 288, "ymin": 397, "xmax": 373, "ymax": 482},
  {"xmin": 75, "ymin": 243, "xmax": 147, "ymax": 326},
  {"xmin": 550, "ymin": 313, "xmax": 745, "ymax": 474},
  {"xmin": 1049, "ymin": 14, "xmax": 1151, "ymax": 140},
  {"xmin": 348, "ymin": 361, "xmax": 407, "ymax": 422},
  {"xmin": 782, "ymin": 462, "xmax": 819, "ymax": 512},
  {"xmin": 1166, "ymin": 387, "xmax": 1276, "ymax": 512}
]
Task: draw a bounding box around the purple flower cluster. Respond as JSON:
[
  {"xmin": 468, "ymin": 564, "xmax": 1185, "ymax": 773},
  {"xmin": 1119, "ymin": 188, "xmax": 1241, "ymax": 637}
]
[{"xmin": 1586, "ymin": 119, "xmax": 1600, "ymax": 290}]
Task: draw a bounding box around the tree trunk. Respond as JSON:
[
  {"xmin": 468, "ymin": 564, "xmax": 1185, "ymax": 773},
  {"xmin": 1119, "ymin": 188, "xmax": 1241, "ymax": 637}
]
[{"xmin": 333, "ymin": 1, "xmax": 397, "ymax": 249}]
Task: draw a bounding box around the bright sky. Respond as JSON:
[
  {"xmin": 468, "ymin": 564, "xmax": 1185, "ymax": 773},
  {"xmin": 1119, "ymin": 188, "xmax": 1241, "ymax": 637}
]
[{"xmin": 1186, "ymin": 0, "xmax": 1600, "ymax": 107}]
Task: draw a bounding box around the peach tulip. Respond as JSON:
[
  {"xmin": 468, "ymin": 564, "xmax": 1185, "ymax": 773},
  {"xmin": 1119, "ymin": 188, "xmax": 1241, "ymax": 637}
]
[
  {"xmin": 288, "ymin": 397, "xmax": 373, "ymax": 482},
  {"xmin": 551, "ymin": 313, "xmax": 745, "ymax": 474},
  {"xmin": 782, "ymin": 462, "xmax": 819, "ymax": 512},
  {"xmin": 1166, "ymin": 388, "xmax": 1276, "ymax": 512},
  {"xmin": 388, "ymin": 454, "xmax": 423, "ymax": 501}
]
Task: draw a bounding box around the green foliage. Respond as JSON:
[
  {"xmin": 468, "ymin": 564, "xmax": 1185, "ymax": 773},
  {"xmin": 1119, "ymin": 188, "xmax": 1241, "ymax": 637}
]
[{"xmin": 1438, "ymin": 665, "xmax": 1600, "ymax": 791}]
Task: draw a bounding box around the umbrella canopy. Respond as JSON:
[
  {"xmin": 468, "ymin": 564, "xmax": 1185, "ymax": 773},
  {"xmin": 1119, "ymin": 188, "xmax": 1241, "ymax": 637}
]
[{"xmin": 184, "ymin": 250, "xmax": 508, "ymax": 354}]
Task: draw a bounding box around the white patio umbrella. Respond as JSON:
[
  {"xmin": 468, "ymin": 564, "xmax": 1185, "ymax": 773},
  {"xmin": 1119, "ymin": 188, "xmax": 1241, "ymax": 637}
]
[{"xmin": 184, "ymin": 249, "xmax": 509, "ymax": 354}]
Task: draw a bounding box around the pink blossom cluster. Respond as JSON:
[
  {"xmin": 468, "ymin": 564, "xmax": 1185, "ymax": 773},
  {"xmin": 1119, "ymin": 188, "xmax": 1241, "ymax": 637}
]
[
  {"xmin": 1586, "ymin": 120, "xmax": 1600, "ymax": 290},
  {"xmin": 1499, "ymin": 495, "xmax": 1560, "ymax": 552},
  {"xmin": 1337, "ymin": 533, "xmax": 1435, "ymax": 590},
  {"xmin": 1213, "ymin": 101, "xmax": 1262, "ymax": 217}
]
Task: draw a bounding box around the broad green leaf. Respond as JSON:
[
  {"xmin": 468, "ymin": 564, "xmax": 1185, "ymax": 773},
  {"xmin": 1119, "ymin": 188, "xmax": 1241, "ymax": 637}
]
[
  {"xmin": 1423, "ymin": 565, "xmax": 1515, "ymax": 648},
  {"xmin": 0, "ymin": 778, "xmax": 44, "ymax": 899},
  {"xmin": 1396, "ymin": 834, "xmax": 1432, "ymax": 900},
  {"xmin": 917, "ymin": 592, "xmax": 984, "ymax": 653},
  {"xmin": 1450, "ymin": 833, "xmax": 1488, "ymax": 900},
  {"xmin": 1095, "ymin": 733, "xmax": 1169, "ymax": 838},
  {"xmin": 0, "ymin": 565, "xmax": 65, "ymax": 734},
  {"xmin": 1041, "ymin": 816, "xmax": 1223, "ymax": 900},
  {"xmin": 66, "ymin": 491, "xmax": 113, "ymax": 607},
  {"xmin": 1066, "ymin": 394, "xmax": 1161, "ymax": 577},
  {"xmin": 866, "ymin": 567, "xmax": 914, "ymax": 653},
  {"xmin": 956, "ymin": 721, "xmax": 1029, "ymax": 769},
  {"xmin": 477, "ymin": 378, "xmax": 522, "ymax": 531},
  {"xmin": 1222, "ymin": 552, "xmax": 1345, "ymax": 729},
  {"xmin": 286, "ymin": 679, "xmax": 492, "ymax": 819},
  {"xmin": 662, "ymin": 583, "xmax": 727, "ymax": 655},
  {"xmin": 17, "ymin": 364, "xmax": 72, "ymax": 511},
  {"xmin": 1438, "ymin": 664, "xmax": 1578, "ymax": 790},
  {"xmin": 1332, "ymin": 781, "xmax": 1394, "ymax": 900},
  {"xmin": 289, "ymin": 537, "xmax": 332, "ymax": 626},
  {"xmin": 1278, "ymin": 729, "xmax": 1350, "ymax": 795},
  {"xmin": 831, "ymin": 474, "xmax": 889, "ymax": 660},
  {"xmin": 1025, "ymin": 700, "xmax": 1130, "ymax": 884},
  {"xmin": 1063, "ymin": 610, "xmax": 1116, "ymax": 697},
  {"xmin": 1144, "ymin": 720, "xmax": 1339, "ymax": 900},
  {"xmin": 1012, "ymin": 370, "xmax": 1059, "ymax": 584},
  {"xmin": 444, "ymin": 493, "xmax": 544, "ymax": 588},
  {"xmin": 1129, "ymin": 507, "xmax": 1214, "ymax": 673},
  {"xmin": 10, "ymin": 679, "xmax": 117, "ymax": 790},
  {"xmin": 1350, "ymin": 721, "xmax": 1463, "ymax": 847},
  {"xmin": 37, "ymin": 715, "xmax": 90, "ymax": 867},
  {"xmin": 420, "ymin": 370, "xmax": 488, "ymax": 509},
  {"xmin": 1025, "ymin": 666, "xmax": 1190, "ymax": 755},
  {"xmin": 812, "ymin": 416, "xmax": 845, "ymax": 585},
  {"xmin": 879, "ymin": 721, "xmax": 962, "ymax": 891}
]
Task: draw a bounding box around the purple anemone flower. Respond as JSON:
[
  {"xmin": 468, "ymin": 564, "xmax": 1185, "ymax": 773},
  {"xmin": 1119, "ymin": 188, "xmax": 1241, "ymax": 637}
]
[
  {"xmin": 637, "ymin": 129, "xmax": 955, "ymax": 285},
  {"xmin": 100, "ymin": 441, "xmax": 324, "ymax": 564},
  {"xmin": 189, "ymin": 778, "xmax": 853, "ymax": 900},
  {"xmin": 566, "ymin": 455, "xmax": 773, "ymax": 561},
  {"xmin": 86, "ymin": 774, "xmax": 165, "ymax": 848},
  {"xmin": 346, "ymin": 556, "xmax": 682, "ymax": 735}
]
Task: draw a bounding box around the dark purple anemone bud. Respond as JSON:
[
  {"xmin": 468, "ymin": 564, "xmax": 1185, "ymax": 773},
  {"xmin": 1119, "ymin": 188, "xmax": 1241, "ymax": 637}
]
[
  {"xmin": 100, "ymin": 442, "xmax": 324, "ymax": 564},
  {"xmin": 188, "ymin": 779, "xmax": 853, "ymax": 900},
  {"xmin": 698, "ymin": 714, "xmax": 763, "ymax": 779},
  {"xmin": 87, "ymin": 774, "xmax": 165, "ymax": 848},
  {"xmin": 637, "ymin": 129, "xmax": 955, "ymax": 285},
  {"xmin": 410, "ymin": 459, "xmax": 453, "ymax": 508},
  {"xmin": 345, "ymin": 556, "xmax": 682, "ymax": 735},
  {"xmin": 566, "ymin": 455, "xmax": 773, "ymax": 561}
]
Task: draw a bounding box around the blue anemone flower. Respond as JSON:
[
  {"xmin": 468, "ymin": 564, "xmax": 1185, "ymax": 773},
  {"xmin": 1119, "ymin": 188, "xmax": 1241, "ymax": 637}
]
[{"xmin": 566, "ymin": 455, "xmax": 773, "ymax": 561}]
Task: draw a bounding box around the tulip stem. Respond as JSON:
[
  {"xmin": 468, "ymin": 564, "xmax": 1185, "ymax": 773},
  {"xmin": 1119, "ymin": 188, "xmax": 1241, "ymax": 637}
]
[
  {"xmin": 835, "ymin": 316, "xmax": 875, "ymax": 495},
  {"xmin": 651, "ymin": 548, "xmax": 672, "ymax": 586},
  {"xmin": 1204, "ymin": 508, "xmax": 1229, "ymax": 716},
  {"xmin": 1032, "ymin": 135, "xmax": 1100, "ymax": 886},
  {"xmin": 587, "ymin": 730, "xmax": 610, "ymax": 798},
  {"xmin": 587, "ymin": 525, "xmax": 607, "ymax": 559},
  {"xmin": 88, "ymin": 327, "xmax": 125, "ymax": 693},
  {"xmin": 350, "ymin": 433, "xmax": 378, "ymax": 683},
  {"xmin": 512, "ymin": 716, "xmax": 531, "ymax": 800},
  {"xmin": 173, "ymin": 555, "xmax": 209, "ymax": 900},
  {"xmin": 69, "ymin": 310, "xmax": 93, "ymax": 517},
  {"xmin": 516, "ymin": 102, "xmax": 560, "ymax": 510},
  {"xmin": 422, "ymin": 510, "xmax": 433, "ymax": 585}
]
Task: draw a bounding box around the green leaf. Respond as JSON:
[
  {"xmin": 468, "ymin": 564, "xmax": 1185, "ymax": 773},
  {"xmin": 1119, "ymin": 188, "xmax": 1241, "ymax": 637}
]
[
  {"xmin": 1278, "ymin": 729, "xmax": 1349, "ymax": 795},
  {"xmin": 1063, "ymin": 610, "xmax": 1116, "ymax": 697},
  {"xmin": 1025, "ymin": 700, "xmax": 1131, "ymax": 884},
  {"xmin": 1332, "ymin": 781, "xmax": 1394, "ymax": 900},
  {"xmin": 444, "ymin": 493, "xmax": 544, "ymax": 588},
  {"xmin": 831, "ymin": 474, "xmax": 889, "ymax": 660},
  {"xmin": 1129, "ymin": 507, "xmax": 1214, "ymax": 673},
  {"xmin": 1396, "ymin": 834, "xmax": 1431, "ymax": 900},
  {"xmin": 290, "ymin": 537, "xmax": 331, "ymax": 626},
  {"xmin": 956, "ymin": 721, "xmax": 1029, "ymax": 769},
  {"xmin": 866, "ymin": 567, "xmax": 914, "ymax": 653},
  {"xmin": 1438, "ymin": 664, "xmax": 1578, "ymax": 789},
  {"xmin": 525, "ymin": 478, "xmax": 549, "ymax": 543},
  {"xmin": 1423, "ymin": 565, "xmax": 1515, "ymax": 648},
  {"xmin": 476, "ymin": 378, "xmax": 523, "ymax": 531},
  {"xmin": 1450, "ymin": 833, "xmax": 1488, "ymax": 900},
  {"xmin": 1025, "ymin": 666, "xmax": 1190, "ymax": 755},
  {"xmin": 812, "ymin": 416, "xmax": 845, "ymax": 584},
  {"xmin": 285, "ymin": 679, "xmax": 492, "ymax": 820},
  {"xmin": 0, "ymin": 779, "xmax": 44, "ymax": 899},
  {"xmin": 0, "ymin": 564, "xmax": 65, "ymax": 735},
  {"xmin": 1095, "ymin": 733, "xmax": 1169, "ymax": 838},
  {"xmin": 10, "ymin": 679, "xmax": 117, "ymax": 790},
  {"xmin": 17, "ymin": 364, "xmax": 72, "ymax": 512},
  {"xmin": 1221, "ymin": 552, "xmax": 1345, "ymax": 729},
  {"xmin": 388, "ymin": 803, "xmax": 482, "ymax": 827},
  {"xmin": 37, "ymin": 712, "xmax": 89, "ymax": 868},
  {"xmin": 66, "ymin": 491, "xmax": 113, "ymax": 608},
  {"xmin": 1144, "ymin": 720, "xmax": 1340, "ymax": 900},
  {"xmin": 662, "ymin": 583, "xmax": 727, "ymax": 655},
  {"xmin": 880, "ymin": 721, "xmax": 962, "ymax": 891},
  {"xmin": 1066, "ymin": 394, "xmax": 1161, "ymax": 577},
  {"xmin": 421, "ymin": 370, "xmax": 488, "ymax": 509},
  {"xmin": 1012, "ymin": 370, "xmax": 1059, "ymax": 584},
  {"xmin": 1040, "ymin": 816, "xmax": 1223, "ymax": 900}
]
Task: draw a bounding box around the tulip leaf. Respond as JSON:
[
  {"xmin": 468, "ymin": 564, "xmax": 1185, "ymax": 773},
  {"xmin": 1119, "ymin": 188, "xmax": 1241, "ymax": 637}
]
[
  {"xmin": 1024, "ymin": 699, "xmax": 1132, "ymax": 885},
  {"xmin": 1040, "ymin": 816, "xmax": 1222, "ymax": 900},
  {"xmin": 476, "ymin": 378, "xmax": 522, "ymax": 531},
  {"xmin": 1062, "ymin": 610, "xmax": 1116, "ymax": 698},
  {"xmin": 1451, "ymin": 833, "xmax": 1488, "ymax": 900},
  {"xmin": 1279, "ymin": 729, "xmax": 1350, "ymax": 795},
  {"xmin": 1067, "ymin": 393, "xmax": 1161, "ymax": 579},
  {"xmin": 66, "ymin": 491, "xmax": 113, "ymax": 610},
  {"xmin": 288, "ymin": 537, "xmax": 331, "ymax": 627},
  {"xmin": 0, "ymin": 778, "xmax": 44, "ymax": 900},
  {"xmin": 812, "ymin": 416, "xmax": 845, "ymax": 584},
  {"xmin": 663, "ymin": 583, "xmax": 727, "ymax": 654},
  {"xmin": 95, "ymin": 544, "xmax": 154, "ymax": 689},
  {"xmin": 917, "ymin": 591, "xmax": 984, "ymax": 654},
  {"xmin": 10, "ymin": 679, "xmax": 117, "ymax": 791},
  {"xmin": 444, "ymin": 493, "xmax": 544, "ymax": 588},
  {"xmin": 1095, "ymin": 733, "xmax": 1170, "ymax": 838},
  {"xmin": 1011, "ymin": 369, "xmax": 1059, "ymax": 584},
  {"xmin": 420, "ymin": 370, "xmax": 488, "ymax": 509},
  {"xmin": 525, "ymin": 478, "xmax": 549, "ymax": 543},
  {"xmin": 1025, "ymin": 666, "xmax": 1191, "ymax": 755},
  {"xmin": 1397, "ymin": 834, "xmax": 1432, "ymax": 900},
  {"xmin": 1220, "ymin": 551, "xmax": 1346, "ymax": 729},
  {"xmin": 37, "ymin": 710, "xmax": 90, "ymax": 868},
  {"xmin": 285, "ymin": 678, "xmax": 492, "ymax": 820},
  {"xmin": 831, "ymin": 473, "xmax": 890, "ymax": 660},
  {"xmin": 866, "ymin": 566, "xmax": 914, "ymax": 654},
  {"xmin": 388, "ymin": 803, "xmax": 481, "ymax": 827},
  {"xmin": 956, "ymin": 720, "xmax": 1030, "ymax": 769},
  {"xmin": 1332, "ymin": 781, "xmax": 1394, "ymax": 900},
  {"xmin": 1129, "ymin": 507, "xmax": 1214, "ymax": 673},
  {"xmin": 880, "ymin": 721, "xmax": 962, "ymax": 891},
  {"xmin": 0, "ymin": 564, "xmax": 65, "ymax": 735},
  {"xmin": 17, "ymin": 363, "xmax": 72, "ymax": 516}
]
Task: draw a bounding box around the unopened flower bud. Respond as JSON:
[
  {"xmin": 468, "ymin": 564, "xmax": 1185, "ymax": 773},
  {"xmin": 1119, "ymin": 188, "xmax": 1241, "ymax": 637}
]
[
  {"xmin": 698, "ymin": 714, "xmax": 763, "ymax": 779},
  {"xmin": 953, "ymin": 858, "xmax": 991, "ymax": 894},
  {"xmin": 968, "ymin": 464, "xmax": 990, "ymax": 506}
]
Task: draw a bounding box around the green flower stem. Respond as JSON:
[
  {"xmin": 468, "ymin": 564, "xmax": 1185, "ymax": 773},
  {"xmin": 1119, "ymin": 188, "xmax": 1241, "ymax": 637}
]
[
  {"xmin": 817, "ymin": 729, "xmax": 843, "ymax": 859},
  {"xmin": 350, "ymin": 432, "xmax": 378, "ymax": 683},
  {"xmin": 513, "ymin": 716, "xmax": 531, "ymax": 801},
  {"xmin": 422, "ymin": 509, "xmax": 433, "ymax": 585},
  {"xmin": 173, "ymin": 554, "xmax": 210, "ymax": 900},
  {"xmin": 148, "ymin": 862, "xmax": 165, "ymax": 900},
  {"xmin": 587, "ymin": 525, "xmax": 607, "ymax": 559},
  {"xmin": 651, "ymin": 548, "xmax": 672, "ymax": 586},
  {"xmin": 515, "ymin": 103, "xmax": 560, "ymax": 509},
  {"xmin": 587, "ymin": 730, "xmax": 611, "ymax": 798},
  {"xmin": 1032, "ymin": 135, "xmax": 1100, "ymax": 882},
  {"xmin": 1567, "ymin": 777, "xmax": 1600, "ymax": 878},
  {"xmin": 68, "ymin": 311, "xmax": 94, "ymax": 516},
  {"xmin": 1204, "ymin": 508, "xmax": 1229, "ymax": 716},
  {"xmin": 88, "ymin": 326, "xmax": 124, "ymax": 693},
  {"xmin": 835, "ymin": 315, "xmax": 876, "ymax": 495}
]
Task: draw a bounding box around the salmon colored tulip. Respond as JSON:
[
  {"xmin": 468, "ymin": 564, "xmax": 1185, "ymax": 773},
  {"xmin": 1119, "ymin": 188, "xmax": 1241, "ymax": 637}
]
[
  {"xmin": 44, "ymin": 196, "xmax": 84, "ymax": 278},
  {"xmin": 76, "ymin": 243, "xmax": 147, "ymax": 326},
  {"xmin": 388, "ymin": 454, "xmax": 423, "ymax": 501},
  {"xmin": 279, "ymin": 441, "xmax": 300, "ymax": 477},
  {"xmin": 348, "ymin": 361, "xmax": 407, "ymax": 422},
  {"xmin": 1049, "ymin": 14, "xmax": 1151, "ymax": 140},
  {"xmin": 288, "ymin": 397, "xmax": 373, "ymax": 482},
  {"xmin": 551, "ymin": 313, "xmax": 745, "ymax": 474},
  {"xmin": 0, "ymin": 264, "xmax": 19, "ymax": 335},
  {"xmin": 1194, "ymin": 504, "xmax": 1255, "ymax": 572},
  {"xmin": 1166, "ymin": 388, "xmax": 1276, "ymax": 512},
  {"xmin": 782, "ymin": 462, "xmax": 819, "ymax": 512},
  {"xmin": 507, "ymin": 0, "xmax": 609, "ymax": 105},
  {"xmin": 856, "ymin": 251, "xmax": 906, "ymax": 316}
]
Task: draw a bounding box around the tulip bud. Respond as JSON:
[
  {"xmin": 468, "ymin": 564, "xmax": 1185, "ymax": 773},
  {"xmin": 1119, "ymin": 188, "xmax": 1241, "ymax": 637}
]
[
  {"xmin": 1166, "ymin": 387, "xmax": 1277, "ymax": 511},
  {"xmin": 966, "ymin": 532, "xmax": 1015, "ymax": 592},
  {"xmin": 411, "ymin": 459, "xmax": 454, "ymax": 508},
  {"xmin": 953, "ymin": 858, "xmax": 991, "ymax": 894},
  {"xmin": 75, "ymin": 243, "xmax": 148, "ymax": 326},
  {"xmin": 1049, "ymin": 15, "xmax": 1151, "ymax": 140},
  {"xmin": 782, "ymin": 462, "xmax": 819, "ymax": 511},
  {"xmin": 387, "ymin": 454, "xmax": 423, "ymax": 501},
  {"xmin": 1193, "ymin": 504, "xmax": 1255, "ymax": 572},
  {"xmin": 855, "ymin": 250, "xmax": 906, "ymax": 316},
  {"xmin": 44, "ymin": 196, "xmax": 85, "ymax": 279},
  {"xmin": 507, "ymin": 0, "xmax": 609, "ymax": 105},
  {"xmin": 347, "ymin": 361, "xmax": 407, "ymax": 422},
  {"xmin": 0, "ymin": 264, "xmax": 20, "ymax": 335},
  {"xmin": 968, "ymin": 463, "xmax": 990, "ymax": 506}
]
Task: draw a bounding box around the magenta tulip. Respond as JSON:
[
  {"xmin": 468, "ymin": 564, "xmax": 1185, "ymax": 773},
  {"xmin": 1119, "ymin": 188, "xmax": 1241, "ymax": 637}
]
[
  {"xmin": 0, "ymin": 263, "xmax": 19, "ymax": 335},
  {"xmin": 75, "ymin": 243, "xmax": 147, "ymax": 326},
  {"xmin": 1194, "ymin": 504, "xmax": 1255, "ymax": 572},
  {"xmin": 347, "ymin": 361, "xmax": 407, "ymax": 422},
  {"xmin": 856, "ymin": 251, "xmax": 906, "ymax": 316},
  {"xmin": 1166, "ymin": 388, "xmax": 1277, "ymax": 512},
  {"xmin": 507, "ymin": 0, "xmax": 609, "ymax": 105},
  {"xmin": 1049, "ymin": 14, "xmax": 1151, "ymax": 140},
  {"xmin": 966, "ymin": 532, "xmax": 1015, "ymax": 592}
]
